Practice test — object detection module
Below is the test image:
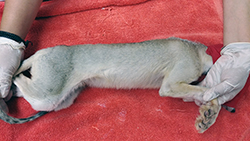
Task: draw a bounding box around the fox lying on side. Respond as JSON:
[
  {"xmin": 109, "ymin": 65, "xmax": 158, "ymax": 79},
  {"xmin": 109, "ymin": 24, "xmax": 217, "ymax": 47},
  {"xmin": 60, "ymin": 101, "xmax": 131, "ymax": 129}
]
[{"xmin": 1, "ymin": 37, "xmax": 220, "ymax": 133}]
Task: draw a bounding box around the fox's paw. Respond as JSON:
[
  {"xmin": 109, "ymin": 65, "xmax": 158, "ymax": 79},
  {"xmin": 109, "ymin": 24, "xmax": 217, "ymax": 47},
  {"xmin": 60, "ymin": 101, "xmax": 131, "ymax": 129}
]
[{"xmin": 195, "ymin": 99, "xmax": 221, "ymax": 133}]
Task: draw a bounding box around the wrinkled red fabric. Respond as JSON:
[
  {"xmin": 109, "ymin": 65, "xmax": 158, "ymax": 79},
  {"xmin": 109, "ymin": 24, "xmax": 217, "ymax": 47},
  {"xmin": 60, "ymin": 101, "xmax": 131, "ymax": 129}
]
[{"xmin": 0, "ymin": 0, "xmax": 249, "ymax": 140}]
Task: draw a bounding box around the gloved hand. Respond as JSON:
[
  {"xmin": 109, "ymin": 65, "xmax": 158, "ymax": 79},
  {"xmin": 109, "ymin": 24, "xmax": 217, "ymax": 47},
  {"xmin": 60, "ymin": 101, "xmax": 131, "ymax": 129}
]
[
  {"xmin": 200, "ymin": 42, "xmax": 250, "ymax": 105},
  {"xmin": 0, "ymin": 37, "xmax": 25, "ymax": 99}
]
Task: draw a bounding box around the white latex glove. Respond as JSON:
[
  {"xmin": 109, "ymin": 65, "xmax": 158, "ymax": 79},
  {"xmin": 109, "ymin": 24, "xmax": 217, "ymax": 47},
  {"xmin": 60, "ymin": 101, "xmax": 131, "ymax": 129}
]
[
  {"xmin": 0, "ymin": 37, "xmax": 25, "ymax": 98},
  {"xmin": 200, "ymin": 42, "xmax": 250, "ymax": 105}
]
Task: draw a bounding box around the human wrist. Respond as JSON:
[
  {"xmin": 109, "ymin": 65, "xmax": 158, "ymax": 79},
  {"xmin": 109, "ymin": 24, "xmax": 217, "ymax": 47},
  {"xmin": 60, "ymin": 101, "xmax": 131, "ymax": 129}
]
[
  {"xmin": 221, "ymin": 42, "xmax": 250, "ymax": 72},
  {"xmin": 0, "ymin": 37, "xmax": 26, "ymax": 50},
  {"xmin": 221, "ymin": 42, "xmax": 250, "ymax": 54},
  {"xmin": 0, "ymin": 31, "xmax": 31, "ymax": 49}
]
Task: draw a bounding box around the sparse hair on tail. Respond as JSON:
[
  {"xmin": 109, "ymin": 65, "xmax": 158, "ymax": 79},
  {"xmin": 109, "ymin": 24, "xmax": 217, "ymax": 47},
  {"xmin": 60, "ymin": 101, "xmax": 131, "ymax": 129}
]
[{"xmin": 0, "ymin": 107, "xmax": 48, "ymax": 124}]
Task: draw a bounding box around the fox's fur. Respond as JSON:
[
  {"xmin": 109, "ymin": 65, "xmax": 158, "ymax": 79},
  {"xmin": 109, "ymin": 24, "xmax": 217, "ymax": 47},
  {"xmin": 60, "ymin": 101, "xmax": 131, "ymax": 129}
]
[{"xmin": 1, "ymin": 37, "xmax": 219, "ymax": 133}]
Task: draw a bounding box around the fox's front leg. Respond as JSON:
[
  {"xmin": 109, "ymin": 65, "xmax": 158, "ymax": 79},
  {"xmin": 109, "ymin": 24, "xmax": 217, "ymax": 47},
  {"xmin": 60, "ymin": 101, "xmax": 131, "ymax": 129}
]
[
  {"xmin": 195, "ymin": 98, "xmax": 221, "ymax": 133},
  {"xmin": 159, "ymin": 78, "xmax": 207, "ymax": 99},
  {"xmin": 158, "ymin": 65, "xmax": 208, "ymax": 99}
]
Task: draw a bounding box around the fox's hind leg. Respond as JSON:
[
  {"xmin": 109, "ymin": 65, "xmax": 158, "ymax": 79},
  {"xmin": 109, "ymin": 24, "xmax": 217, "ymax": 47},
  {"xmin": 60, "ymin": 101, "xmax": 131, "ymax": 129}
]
[{"xmin": 14, "ymin": 74, "xmax": 56, "ymax": 111}]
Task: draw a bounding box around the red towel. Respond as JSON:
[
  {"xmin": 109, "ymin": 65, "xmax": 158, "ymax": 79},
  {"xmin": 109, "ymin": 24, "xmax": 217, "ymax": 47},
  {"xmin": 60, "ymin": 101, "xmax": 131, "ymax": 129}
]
[{"xmin": 0, "ymin": 0, "xmax": 249, "ymax": 140}]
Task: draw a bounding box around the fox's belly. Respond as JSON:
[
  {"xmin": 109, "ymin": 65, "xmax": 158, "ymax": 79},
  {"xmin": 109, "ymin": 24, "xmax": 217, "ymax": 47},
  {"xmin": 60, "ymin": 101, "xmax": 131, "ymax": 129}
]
[{"xmin": 84, "ymin": 73, "xmax": 164, "ymax": 89}]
